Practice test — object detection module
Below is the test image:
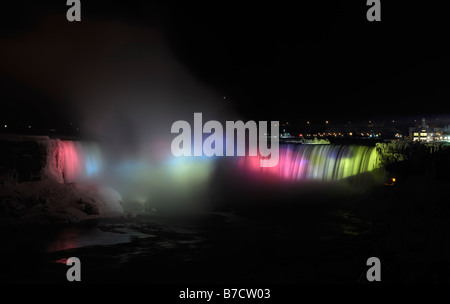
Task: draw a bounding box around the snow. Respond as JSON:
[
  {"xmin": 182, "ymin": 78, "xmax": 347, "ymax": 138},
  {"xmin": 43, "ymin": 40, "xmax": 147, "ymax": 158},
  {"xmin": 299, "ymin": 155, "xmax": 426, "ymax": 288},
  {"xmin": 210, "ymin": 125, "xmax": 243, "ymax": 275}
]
[
  {"xmin": 0, "ymin": 179, "xmax": 124, "ymax": 224},
  {"xmin": 0, "ymin": 135, "xmax": 124, "ymax": 225}
]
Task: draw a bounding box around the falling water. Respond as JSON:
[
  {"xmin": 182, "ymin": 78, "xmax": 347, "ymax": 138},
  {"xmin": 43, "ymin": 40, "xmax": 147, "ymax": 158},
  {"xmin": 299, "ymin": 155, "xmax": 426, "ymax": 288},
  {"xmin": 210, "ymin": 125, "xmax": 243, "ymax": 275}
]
[
  {"xmin": 52, "ymin": 140, "xmax": 214, "ymax": 210},
  {"xmin": 238, "ymin": 144, "xmax": 379, "ymax": 181},
  {"xmin": 54, "ymin": 141, "xmax": 379, "ymax": 210},
  {"xmin": 59, "ymin": 141, "xmax": 104, "ymax": 183}
]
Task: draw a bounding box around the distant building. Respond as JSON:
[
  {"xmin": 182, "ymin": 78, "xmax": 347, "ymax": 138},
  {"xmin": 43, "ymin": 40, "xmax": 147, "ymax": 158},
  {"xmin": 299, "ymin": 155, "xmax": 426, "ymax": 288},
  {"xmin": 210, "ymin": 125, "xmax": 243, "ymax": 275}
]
[{"xmin": 409, "ymin": 118, "xmax": 450, "ymax": 142}]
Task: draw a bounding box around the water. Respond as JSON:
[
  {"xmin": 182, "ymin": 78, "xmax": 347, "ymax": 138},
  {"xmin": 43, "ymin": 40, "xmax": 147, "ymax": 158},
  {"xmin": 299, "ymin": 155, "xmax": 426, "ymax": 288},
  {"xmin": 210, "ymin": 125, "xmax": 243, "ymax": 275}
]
[
  {"xmin": 54, "ymin": 142, "xmax": 381, "ymax": 213},
  {"xmin": 46, "ymin": 226, "xmax": 133, "ymax": 253},
  {"xmin": 0, "ymin": 141, "xmax": 385, "ymax": 283},
  {"xmin": 0, "ymin": 206, "xmax": 376, "ymax": 283},
  {"xmin": 60, "ymin": 141, "xmax": 104, "ymax": 182},
  {"xmin": 58, "ymin": 141, "xmax": 379, "ymax": 185},
  {"xmin": 238, "ymin": 144, "xmax": 379, "ymax": 181}
]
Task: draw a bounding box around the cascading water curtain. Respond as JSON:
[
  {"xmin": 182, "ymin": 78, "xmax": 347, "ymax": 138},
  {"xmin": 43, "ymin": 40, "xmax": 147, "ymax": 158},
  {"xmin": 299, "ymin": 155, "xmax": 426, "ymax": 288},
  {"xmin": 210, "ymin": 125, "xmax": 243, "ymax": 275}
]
[
  {"xmin": 61, "ymin": 141, "xmax": 104, "ymax": 183},
  {"xmin": 239, "ymin": 144, "xmax": 379, "ymax": 181}
]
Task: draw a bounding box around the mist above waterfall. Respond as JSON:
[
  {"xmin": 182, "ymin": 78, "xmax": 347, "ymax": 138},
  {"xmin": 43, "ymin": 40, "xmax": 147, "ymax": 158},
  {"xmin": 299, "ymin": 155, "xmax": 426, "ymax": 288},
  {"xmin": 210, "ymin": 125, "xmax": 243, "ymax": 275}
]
[{"xmin": 0, "ymin": 16, "xmax": 239, "ymax": 211}]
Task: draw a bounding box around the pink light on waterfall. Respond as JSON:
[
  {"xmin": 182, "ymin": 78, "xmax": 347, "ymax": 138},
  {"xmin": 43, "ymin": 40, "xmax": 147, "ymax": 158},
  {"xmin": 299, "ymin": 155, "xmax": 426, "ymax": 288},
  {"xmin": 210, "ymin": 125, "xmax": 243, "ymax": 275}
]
[
  {"xmin": 238, "ymin": 144, "xmax": 378, "ymax": 182},
  {"xmin": 62, "ymin": 141, "xmax": 81, "ymax": 182},
  {"xmin": 237, "ymin": 145, "xmax": 309, "ymax": 181},
  {"xmin": 53, "ymin": 141, "xmax": 103, "ymax": 183}
]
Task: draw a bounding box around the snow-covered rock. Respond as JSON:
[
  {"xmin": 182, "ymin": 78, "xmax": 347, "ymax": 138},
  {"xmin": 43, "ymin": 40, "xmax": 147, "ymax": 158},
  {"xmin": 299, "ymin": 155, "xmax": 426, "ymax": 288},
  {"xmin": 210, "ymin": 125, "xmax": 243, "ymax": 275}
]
[{"xmin": 0, "ymin": 135, "xmax": 124, "ymax": 224}]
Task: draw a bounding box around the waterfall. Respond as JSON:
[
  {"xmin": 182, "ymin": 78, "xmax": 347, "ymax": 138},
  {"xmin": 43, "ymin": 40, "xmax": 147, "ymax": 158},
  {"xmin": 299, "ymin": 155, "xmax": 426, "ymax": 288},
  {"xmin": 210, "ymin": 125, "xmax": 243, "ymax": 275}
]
[
  {"xmin": 238, "ymin": 144, "xmax": 379, "ymax": 181},
  {"xmin": 59, "ymin": 141, "xmax": 104, "ymax": 183}
]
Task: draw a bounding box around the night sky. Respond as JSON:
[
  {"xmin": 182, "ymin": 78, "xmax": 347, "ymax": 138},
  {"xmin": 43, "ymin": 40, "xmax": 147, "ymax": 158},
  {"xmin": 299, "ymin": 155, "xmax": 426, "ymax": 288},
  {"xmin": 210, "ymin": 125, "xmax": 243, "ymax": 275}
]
[{"xmin": 1, "ymin": 1, "xmax": 449, "ymax": 130}]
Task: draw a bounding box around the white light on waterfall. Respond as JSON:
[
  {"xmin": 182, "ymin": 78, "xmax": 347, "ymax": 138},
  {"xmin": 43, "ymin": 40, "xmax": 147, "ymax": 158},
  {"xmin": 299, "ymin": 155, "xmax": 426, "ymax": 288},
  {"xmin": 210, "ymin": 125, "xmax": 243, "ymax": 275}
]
[{"xmin": 4, "ymin": 125, "xmax": 7, "ymax": 128}]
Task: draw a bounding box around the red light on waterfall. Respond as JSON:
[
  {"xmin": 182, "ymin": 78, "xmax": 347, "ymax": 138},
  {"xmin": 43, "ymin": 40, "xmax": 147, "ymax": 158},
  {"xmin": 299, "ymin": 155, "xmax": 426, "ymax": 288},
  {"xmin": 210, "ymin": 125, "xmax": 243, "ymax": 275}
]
[
  {"xmin": 62, "ymin": 142, "xmax": 81, "ymax": 182},
  {"xmin": 299, "ymin": 134, "xmax": 303, "ymax": 137}
]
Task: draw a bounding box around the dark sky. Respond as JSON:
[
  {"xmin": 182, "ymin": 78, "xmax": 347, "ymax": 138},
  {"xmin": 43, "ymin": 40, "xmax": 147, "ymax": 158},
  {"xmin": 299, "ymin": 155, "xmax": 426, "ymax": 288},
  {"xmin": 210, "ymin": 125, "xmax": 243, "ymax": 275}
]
[{"xmin": 1, "ymin": 1, "xmax": 449, "ymax": 130}]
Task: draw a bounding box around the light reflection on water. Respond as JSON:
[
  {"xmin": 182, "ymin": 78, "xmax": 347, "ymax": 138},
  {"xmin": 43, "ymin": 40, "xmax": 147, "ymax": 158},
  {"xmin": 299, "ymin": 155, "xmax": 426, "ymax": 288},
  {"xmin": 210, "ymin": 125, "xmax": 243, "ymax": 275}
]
[{"xmin": 46, "ymin": 226, "xmax": 155, "ymax": 253}]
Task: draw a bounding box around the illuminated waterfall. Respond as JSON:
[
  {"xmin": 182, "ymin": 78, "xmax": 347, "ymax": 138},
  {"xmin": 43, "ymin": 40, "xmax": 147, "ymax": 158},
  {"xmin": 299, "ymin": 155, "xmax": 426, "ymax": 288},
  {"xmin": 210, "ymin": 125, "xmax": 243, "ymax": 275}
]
[
  {"xmin": 60, "ymin": 141, "xmax": 104, "ymax": 183},
  {"xmin": 53, "ymin": 140, "xmax": 378, "ymax": 208},
  {"xmin": 48, "ymin": 138, "xmax": 215, "ymax": 210},
  {"xmin": 238, "ymin": 144, "xmax": 379, "ymax": 181}
]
